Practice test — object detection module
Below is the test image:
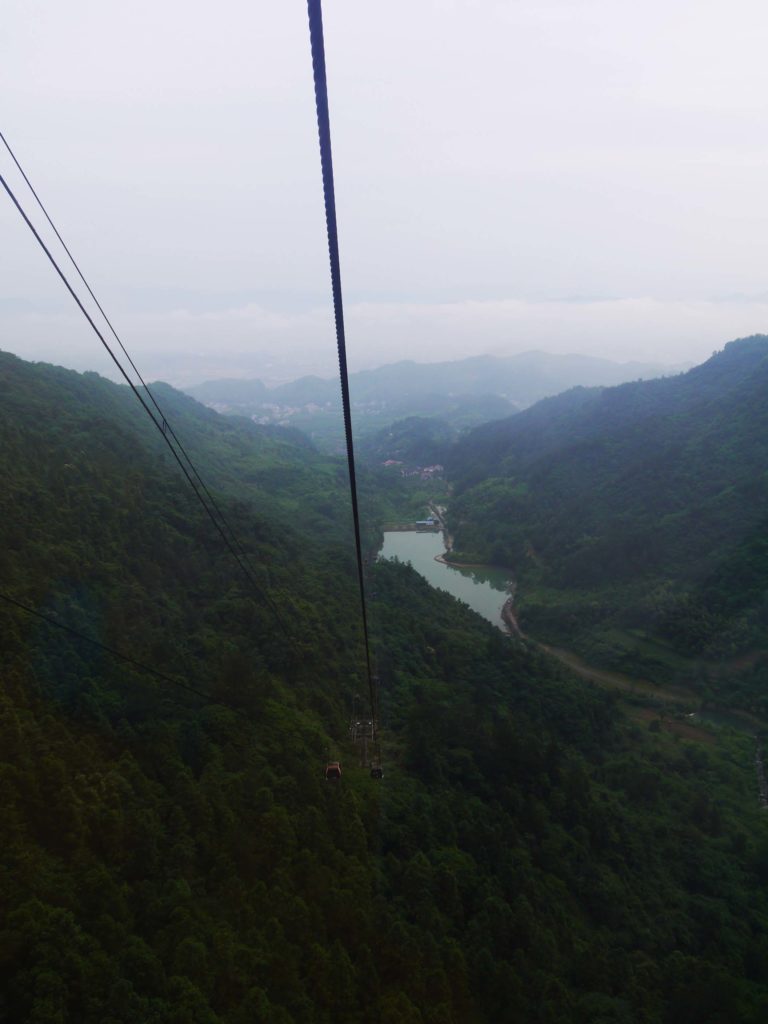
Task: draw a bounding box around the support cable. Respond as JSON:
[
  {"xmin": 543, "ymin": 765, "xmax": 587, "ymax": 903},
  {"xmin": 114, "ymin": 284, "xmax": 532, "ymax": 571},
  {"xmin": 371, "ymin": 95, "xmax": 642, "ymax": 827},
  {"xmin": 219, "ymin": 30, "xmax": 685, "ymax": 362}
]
[
  {"xmin": 0, "ymin": 170, "xmax": 292, "ymax": 640},
  {"xmin": 306, "ymin": 0, "xmax": 377, "ymax": 736}
]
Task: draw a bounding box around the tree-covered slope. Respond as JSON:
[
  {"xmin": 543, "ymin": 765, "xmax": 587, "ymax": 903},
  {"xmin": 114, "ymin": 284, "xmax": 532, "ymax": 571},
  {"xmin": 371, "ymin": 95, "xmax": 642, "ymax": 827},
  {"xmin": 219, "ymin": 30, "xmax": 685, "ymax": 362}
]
[
  {"xmin": 3, "ymin": 352, "xmax": 768, "ymax": 1022},
  {"xmin": 446, "ymin": 337, "xmax": 768, "ymax": 682},
  {"xmin": 358, "ymin": 416, "xmax": 455, "ymax": 468},
  {"xmin": 0, "ymin": 350, "xmax": 396, "ymax": 551}
]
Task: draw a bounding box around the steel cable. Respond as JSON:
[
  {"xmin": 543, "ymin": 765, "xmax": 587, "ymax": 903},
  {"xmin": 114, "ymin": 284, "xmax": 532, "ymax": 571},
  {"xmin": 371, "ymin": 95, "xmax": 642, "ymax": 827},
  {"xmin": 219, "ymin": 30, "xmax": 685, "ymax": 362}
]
[{"xmin": 307, "ymin": 0, "xmax": 378, "ymax": 737}]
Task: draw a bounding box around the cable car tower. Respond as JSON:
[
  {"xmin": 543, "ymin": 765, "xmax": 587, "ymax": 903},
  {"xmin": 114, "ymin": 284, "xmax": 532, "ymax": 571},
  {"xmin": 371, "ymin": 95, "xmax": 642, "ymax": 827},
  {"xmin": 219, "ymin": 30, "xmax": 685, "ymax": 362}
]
[{"xmin": 349, "ymin": 692, "xmax": 374, "ymax": 767}]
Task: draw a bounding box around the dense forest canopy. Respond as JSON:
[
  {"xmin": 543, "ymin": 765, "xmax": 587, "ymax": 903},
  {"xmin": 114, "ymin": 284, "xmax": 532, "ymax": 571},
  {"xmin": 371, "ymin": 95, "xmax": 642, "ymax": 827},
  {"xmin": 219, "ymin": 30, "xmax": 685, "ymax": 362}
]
[{"xmin": 2, "ymin": 349, "xmax": 768, "ymax": 1022}]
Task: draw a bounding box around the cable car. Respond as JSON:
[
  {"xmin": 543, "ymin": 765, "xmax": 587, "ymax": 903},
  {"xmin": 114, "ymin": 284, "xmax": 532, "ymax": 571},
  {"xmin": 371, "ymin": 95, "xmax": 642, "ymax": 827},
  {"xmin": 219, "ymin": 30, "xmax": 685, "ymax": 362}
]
[
  {"xmin": 325, "ymin": 761, "xmax": 342, "ymax": 781},
  {"xmin": 370, "ymin": 763, "xmax": 383, "ymax": 780}
]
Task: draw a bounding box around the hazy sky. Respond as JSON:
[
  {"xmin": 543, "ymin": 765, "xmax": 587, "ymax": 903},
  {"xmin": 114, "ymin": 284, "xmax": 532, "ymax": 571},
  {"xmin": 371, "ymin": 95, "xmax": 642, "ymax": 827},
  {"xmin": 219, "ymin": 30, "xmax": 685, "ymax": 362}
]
[{"xmin": 3, "ymin": 0, "xmax": 768, "ymax": 384}]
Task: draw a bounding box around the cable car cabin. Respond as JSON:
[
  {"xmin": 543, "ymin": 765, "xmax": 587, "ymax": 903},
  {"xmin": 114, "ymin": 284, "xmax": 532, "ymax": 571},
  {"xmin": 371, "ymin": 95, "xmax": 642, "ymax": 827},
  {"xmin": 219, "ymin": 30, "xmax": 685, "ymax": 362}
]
[
  {"xmin": 325, "ymin": 761, "xmax": 342, "ymax": 781},
  {"xmin": 370, "ymin": 764, "xmax": 383, "ymax": 780}
]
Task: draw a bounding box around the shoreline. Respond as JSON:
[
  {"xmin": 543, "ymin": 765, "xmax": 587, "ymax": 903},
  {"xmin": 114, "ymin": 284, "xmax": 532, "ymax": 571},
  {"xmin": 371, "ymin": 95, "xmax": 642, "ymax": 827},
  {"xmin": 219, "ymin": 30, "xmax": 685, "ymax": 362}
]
[
  {"xmin": 501, "ymin": 595, "xmax": 522, "ymax": 637},
  {"xmin": 433, "ymin": 552, "xmax": 508, "ymax": 571},
  {"xmin": 432, "ymin": 546, "xmax": 522, "ymax": 636}
]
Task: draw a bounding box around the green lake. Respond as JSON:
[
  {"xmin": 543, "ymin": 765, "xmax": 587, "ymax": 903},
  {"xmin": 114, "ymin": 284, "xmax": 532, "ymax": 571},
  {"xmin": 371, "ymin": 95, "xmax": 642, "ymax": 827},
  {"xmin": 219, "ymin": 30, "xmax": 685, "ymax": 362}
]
[{"xmin": 378, "ymin": 530, "xmax": 512, "ymax": 630}]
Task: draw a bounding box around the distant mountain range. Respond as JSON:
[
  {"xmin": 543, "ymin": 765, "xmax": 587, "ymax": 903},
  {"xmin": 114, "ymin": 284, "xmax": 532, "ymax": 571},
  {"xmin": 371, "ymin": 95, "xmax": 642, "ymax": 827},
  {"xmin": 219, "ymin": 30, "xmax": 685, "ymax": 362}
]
[{"xmin": 184, "ymin": 351, "xmax": 679, "ymax": 452}]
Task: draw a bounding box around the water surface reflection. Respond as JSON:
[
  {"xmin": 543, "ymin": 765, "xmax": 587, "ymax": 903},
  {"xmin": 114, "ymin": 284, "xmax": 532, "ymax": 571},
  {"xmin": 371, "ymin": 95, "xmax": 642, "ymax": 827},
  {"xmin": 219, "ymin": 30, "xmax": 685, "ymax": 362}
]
[{"xmin": 379, "ymin": 531, "xmax": 511, "ymax": 630}]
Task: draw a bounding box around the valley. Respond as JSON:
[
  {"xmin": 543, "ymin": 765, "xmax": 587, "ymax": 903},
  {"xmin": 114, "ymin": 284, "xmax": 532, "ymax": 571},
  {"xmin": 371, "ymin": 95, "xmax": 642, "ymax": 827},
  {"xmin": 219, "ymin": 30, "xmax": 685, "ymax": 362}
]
[
  {"xmin": 371, "ymin": 338, "xmax": 768, "ymax": 750},
  {"xmin": 6, "ymin": 5, "xmax": 768, "ymax": 1019},
  {"xmin": 3, "ymin": 342, "xmax": 768, "ymax": 1022}
]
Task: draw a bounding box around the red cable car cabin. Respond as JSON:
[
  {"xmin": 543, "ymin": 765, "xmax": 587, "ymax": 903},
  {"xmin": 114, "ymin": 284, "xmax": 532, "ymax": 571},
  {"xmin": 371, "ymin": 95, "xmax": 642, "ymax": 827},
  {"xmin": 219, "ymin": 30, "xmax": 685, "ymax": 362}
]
[{"xmin": 325, "ymin": 761, "xmax": 342, "ymax": 781}]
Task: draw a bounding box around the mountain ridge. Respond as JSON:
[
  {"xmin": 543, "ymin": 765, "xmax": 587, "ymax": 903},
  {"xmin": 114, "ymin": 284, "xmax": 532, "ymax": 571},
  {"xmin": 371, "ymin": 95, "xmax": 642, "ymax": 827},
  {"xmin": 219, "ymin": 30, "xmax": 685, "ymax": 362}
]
[
  {"xmin": 446, "ymin": 335, "xmax": 768, "ymax": 697},
  {"xmin": 186, "ymin": 349, "xmax": 678, "ymax": 406},
  {"xmin": 183, "ymin": 350, "xmax": 680, "ymax": 453}
]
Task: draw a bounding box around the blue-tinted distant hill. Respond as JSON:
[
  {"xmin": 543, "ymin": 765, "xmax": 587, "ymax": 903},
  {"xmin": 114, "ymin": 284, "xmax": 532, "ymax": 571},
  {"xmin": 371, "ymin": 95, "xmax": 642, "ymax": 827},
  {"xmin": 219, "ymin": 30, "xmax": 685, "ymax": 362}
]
[{"xmin": 184, "ymin": 350, "xmax": 676, "ymax": 452}]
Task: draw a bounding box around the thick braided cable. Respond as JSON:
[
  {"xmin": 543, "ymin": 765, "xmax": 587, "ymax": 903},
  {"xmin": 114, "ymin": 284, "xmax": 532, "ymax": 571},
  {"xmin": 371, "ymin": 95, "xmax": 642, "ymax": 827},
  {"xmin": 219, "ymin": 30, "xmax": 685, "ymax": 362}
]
[{"xmin": 307, "ymin": 0, "xmax": 377, "ymax": 732}]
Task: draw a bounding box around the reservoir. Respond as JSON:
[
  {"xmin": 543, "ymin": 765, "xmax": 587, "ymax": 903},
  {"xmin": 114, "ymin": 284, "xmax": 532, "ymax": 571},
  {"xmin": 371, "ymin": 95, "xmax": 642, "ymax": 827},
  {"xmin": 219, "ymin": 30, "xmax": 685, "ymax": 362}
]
[{"xmin": 378, "ymin": 530, "xmax": 512, "ymax": 630}]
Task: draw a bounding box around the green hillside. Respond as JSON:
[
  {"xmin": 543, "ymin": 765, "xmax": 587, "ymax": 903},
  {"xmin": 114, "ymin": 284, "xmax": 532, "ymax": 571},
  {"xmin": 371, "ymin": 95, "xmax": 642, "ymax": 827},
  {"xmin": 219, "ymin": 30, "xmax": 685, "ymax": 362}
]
[
  {"xmin": 358, "ymin": 416, "xmax": 454, "ymax": 467},
  {"xmin": 3, "ymin": 351, "xmax": 768, "ymax": 1022},
  {"xmin": 446, "ymin": 336, "xmax": 768, "ymax": 701}
]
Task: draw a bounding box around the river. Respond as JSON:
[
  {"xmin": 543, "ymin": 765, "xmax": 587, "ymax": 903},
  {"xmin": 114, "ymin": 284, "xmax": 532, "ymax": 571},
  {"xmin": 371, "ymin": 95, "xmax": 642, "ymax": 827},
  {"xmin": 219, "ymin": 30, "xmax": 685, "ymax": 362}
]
[{"xmin": 378, "ymin": 530, "xmax": 512, "ymax": 629}]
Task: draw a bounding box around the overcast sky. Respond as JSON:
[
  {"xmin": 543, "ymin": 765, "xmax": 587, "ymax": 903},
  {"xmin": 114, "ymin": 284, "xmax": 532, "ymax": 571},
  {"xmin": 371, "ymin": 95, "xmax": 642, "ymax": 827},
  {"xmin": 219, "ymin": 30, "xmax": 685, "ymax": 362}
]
[{"xmin": 3, "ymin": 0, "xmax": 768, "ymax": 384}]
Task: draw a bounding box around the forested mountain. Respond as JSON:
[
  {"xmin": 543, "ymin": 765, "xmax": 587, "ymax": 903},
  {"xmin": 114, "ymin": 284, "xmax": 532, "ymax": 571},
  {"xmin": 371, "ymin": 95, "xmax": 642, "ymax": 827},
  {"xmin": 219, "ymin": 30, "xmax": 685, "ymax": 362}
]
[
  {"xmin": 184, "ymin": 351, "xmax": 673, "ymax": 453},
  {"xmin": 446, "ymin": 336, "xmax": 768, "ymax": 700},
  {"xmin": 358, "ymin": 416, "xmax": 454, "ymax": 467},
  {"xmin": 3, "ymin": 349, "xmax": 768, "ymax": 1022}
]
